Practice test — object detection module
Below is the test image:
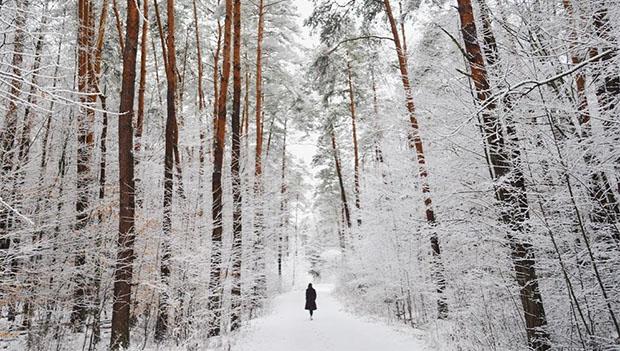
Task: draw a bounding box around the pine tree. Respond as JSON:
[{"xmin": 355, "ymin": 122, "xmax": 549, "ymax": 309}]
[
  {"xmin": 209, "ymin": 0, "xmax": 233, "ymax": 336},
  {"xmin": 455, "ymin": 0, "xmax": 550, "ymax": 347},
  {"xmin": 230, "ymin": 0, "xmax": 244, "ymax": 331},
  {"xmin": 110, "ymin": 0, "xmax": 140, "ymax": 347}
]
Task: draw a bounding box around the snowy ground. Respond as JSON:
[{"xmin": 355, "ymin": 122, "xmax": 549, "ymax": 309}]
[
  {"xmin": 1, "ymin": 283, "xmax": 431, "ymax": 350},
  {"xmin": 231, "ymin": 284, "xmax": 431, "ymax": 351}
]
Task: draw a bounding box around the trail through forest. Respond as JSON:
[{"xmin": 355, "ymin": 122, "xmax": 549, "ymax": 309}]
[
  {"xmin": 1, "ymin": 0, "xmax": 619, "ymax": 349},
  {"xmin": 233, "ymin": 284, "xmax": 430, "ymax": 351}
]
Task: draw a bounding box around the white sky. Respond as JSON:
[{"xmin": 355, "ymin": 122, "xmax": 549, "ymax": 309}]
[
  {"xmin": 294, "ymin": 0, "xmax": 314, "ymax": 21},
  {"xmin": 287, "ymin": 0, "xmax": 319, "ymax": 182}
]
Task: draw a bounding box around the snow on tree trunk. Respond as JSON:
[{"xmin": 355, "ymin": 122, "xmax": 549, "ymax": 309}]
[
  {"xmin": 383, "ymin": 0, "xmax": 448, "ymax": 319},
  {"xmin": 230, "ymin": 0, "xmax": 243, "ymax": 331},
  {"xmin": 209, "ymin": 0, "xmax": 233, "ymax": 337},
  {"xmin": 455, "ymin": 0, "xmax": 551, "ymax": 348}
]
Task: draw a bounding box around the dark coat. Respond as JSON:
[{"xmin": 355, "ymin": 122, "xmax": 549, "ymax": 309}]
[{"xmin": 305, "ymin": 287, "xmax": 317, "ymax": 311}]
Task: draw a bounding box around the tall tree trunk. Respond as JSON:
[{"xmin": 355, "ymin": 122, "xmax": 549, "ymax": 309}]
[
  {"xmin": 89, "ymin": 2, "xmax": 110, "ymax": 341},
  {"xmin": 0, "ymin": 0, "xmax": 26, "ymax": 176},
  {"xmin": 591, "ymin": 2, "xmax": 620, "ymax": 196},
  {"xmin": 577, "ymin": 2, "xmax": 620, "ymax": 226},
  {"xmin": 591, "ymin": 3, "xmax": 619, "ymax": 119},
  {"xmin": 177, "ymin": 29, "xmax": 190, "ymax": 117},
  {"xmin": 0, "ymin": 2, "xmax": 25, "ymax": 282},
  {"xmin": 382, "ymin": 0, "xmax": 448, "ymax": 319},
  {"xmin": 209, "ymin": 0, "xmax": 233, "ymax": 337},
  {"xmin": 241, "ymin": 70, "xmax": 250, "ymax": 138},
  {"xmin": 337, "ymin": 208, "xmax": 345, "ymax": 249},
  {"xmin": 110, "ymin": 0, "xmax": 140, "ymax": 347},
  {"xmin": 0, "ymin": 4, "xmax": 27, "ymax": 285},
  {"xmin": 92, "ymin": 88, "xmax": 108, "ymax": 345},
  {"xmin": 155, "ymin": 0, "xmax": 179, "ymax": 340},
  {"xmin": 346, "ymin": 61, "xmax": 361, "ymax": 226},
  {"xmin": 153, "ymin": 0, "xmax": 168, "ymax": 71},
  {"xmin": 398, "ymin": 0, "xmax": 407, "ymax": 55},
  {"xmin": 150, "ymin": 28, "xmax": 164, "ymax": 107},
  {"xmin": 13, "ymin": 19, "xmax": 45, "ymax": 331},
  {"xmin": 483, "ymin": 0, "xmax": 618, "ymax": 233},
  {"xmin": 252, "ymin": 0, "xmax": 267, "ymax": 307},
  {"xmin": 476, "ymin": 0, "xmax": 498, "ymax": 68},
  {"xmin": 33, "ymin": 37, "xmax": 62, "ymax": 247},
  {"xmin": 542, "ymin": 99, "xmax": 620, "ymax": 341},
  {"xmin": 92, "ymin": 0, "xmax": 110, "ymax": 75},
  {"xmin": 230, "ymin": 0, "xmax": 243, "ymax": 331},
  {"xmin": 22, "ymin": 35, "xmax": 63, "ymax": 334},
  {"xmin": 455, "ymin": 0, "xmax": 550, "ymax": 348},
  {"xmin": 112, "ymin": 0, "xmax": 125, "ymax": 51},
  {"xmin": 12, "ymin": 22, "xmax": 43, "ymax": 233},
  {"xmin": 72, "ymin": 0, "xmax": 96, "ymax": 328},
  {"xmin": 193, "ymin": 0, "xmax": 205, "ymax": 111},
  {"xmin": 370, "ymin": 66, "xmax": 384, "ymax": 164},
  {"xmin": 193, "ymin": 0, "xmax": 207, "ymax": 183},
  {"xmin": 15, "ymin": 30, "xmax": 44, "ymax": 171},
  {"xmin": 212, "ymin": 20, "xmax": 222, "ymax": 139},
  {"xmin": 278, "ymin": 117, "xmax": 288, "ymax": 276},
  {"xmin": 265, "ymin": 112, "xmax": 275, "ymax": 158},
  {"xmin": 330, "ymin": 127, "xmax": 352, "ymax": 230},
  {"xmin": 93, "ymin": 0, "xmax": 110, "ymax": 200},
  {"xmin": 135, "ymin": 0, "xmax": 149, "ymax": 207}
]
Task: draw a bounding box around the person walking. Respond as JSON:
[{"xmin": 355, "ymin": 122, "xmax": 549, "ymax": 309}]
[{"xmin": 305, "ymin": 283, "xmax": 317, "ymax": 320}]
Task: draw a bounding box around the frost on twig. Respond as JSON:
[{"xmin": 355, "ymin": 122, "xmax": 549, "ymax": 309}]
[{"xmin": 0, "ymin": 196, "xmax": 34, "ymax": 226}]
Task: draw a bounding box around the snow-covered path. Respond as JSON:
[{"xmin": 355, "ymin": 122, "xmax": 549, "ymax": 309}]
[{"xmin": 234, "ymin": 284, "xmax": 430, "ymax": 351}]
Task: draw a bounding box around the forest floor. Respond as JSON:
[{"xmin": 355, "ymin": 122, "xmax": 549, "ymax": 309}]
[
  {"xmin": 0, "ymin": 283, "xmax": 432, "ymax": 351},
  {"xmin": 230, "ymin": 284, "xmax": 431, "ymax": 351}
]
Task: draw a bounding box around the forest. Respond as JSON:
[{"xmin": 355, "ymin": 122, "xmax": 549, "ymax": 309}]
[{"xmin": 0, "ymin": 0, "xmax": 619, "ymax": 350}]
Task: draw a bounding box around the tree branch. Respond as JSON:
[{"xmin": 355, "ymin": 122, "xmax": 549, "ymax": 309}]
[{"xmin": 324, "ymin": 35, "xmax": 394, "ymax": 56}]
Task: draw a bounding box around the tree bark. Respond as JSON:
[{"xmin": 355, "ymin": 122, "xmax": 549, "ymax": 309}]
[
  {"xmin": 476, "ymin": 0, "xmax": 498, "ymax": 68},
  {"xmin": 571, "ymin": 1, "xmax": 620, "ymax": 226},
  {"xmin": 455, "ymin": 0, "xmax": 550, "ymax": 348},
  {"xmin": 72, "ymin": 0, "xmax": 96, "ymax": 328},
  {"xmin": 346, "ymin": 61, "xmax": 361, "ymax": 226},
  {"xmin": 193, "ymin": 0, "xmax": 205, "ymax": 111},
  {"xmin": 0, "ymin": 5, "xmax": 27, "ymax": 284},
  {"xmin": 591, "ymin": 2, "xmax": 620, "ymax": 197},
  {"xmin": 93, "ymin": 0, "xmax": 110, "ymax": 201},
  {"xmin": 93, "ymin": 88, "xmax": 108, "ymax": 345},
  {"xmin": 230, "ymin": 0, "xmax": 243, "ymax": 331},
  {"xmin": 153, "ymin": 0, "xmax": 168, "ymax": 71},
  {"xmin": 155, "ymin": 0, "xmax": 179, "ymax": 340},
  {"xmin": 209, "ymin": 0, "xmax": 233, "ymax": 337},
  {"xmin": 110, "ymin": 0, "xmax": 140, "ymax": 347},
  {"xmin": 254, "ymin": 0, "xmax": 265, "ymax": 181},
  {"xmin": 212, "ymin": 20, "xmax": 222, "ymax": 140},
  {"xmin": 135, "ymin": 0, "xmax": 149, "ymax": 207},
  {"xmin": 0, "ymin": 0, "xmax": 26, "ymax": 177},
  {"xmin": 91, "ymin": 16, "xmax": 112, "ymax": 340},
  {"xmin": 242, "ymin": 70, "xmax": 250, "ymax": 138},
  {"xmin": 330, "ymin": 127, "xmax": 352, "ymax": 230},
  {"xmin": 12, "ymin": 18, "xmax": 45, "ymax": 331},
  {"xmin": 193, "ymin": 0, "xmax": 207, "ymax": 182},
  {"xmin": 15, "ymin": 30, "xmax": 44, "ymax": 171},
  {"xmin": 278, "ymin": 117, "xmax": 288, "ymax": 276},
  {"xmin": 383, "ymin": 0, "xmax": 448, "ymax": 319},
  {"xmin": 112, "ymin": 0, "xmax": 125, "ymax": 51},
  {"xmin": 370, "ymin": 66, "xmax": 384, "ymax": 164},
  {"xmin": 252, "ymin": 0, "xmax": 267, "ymax": 307},
  {"xmin": 591, "ymin": 3, "xmax": 619, "ymax": 119},
  {"xmin": 398, "ymin": 1, "xmax": 407, "ymax": 55}
]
